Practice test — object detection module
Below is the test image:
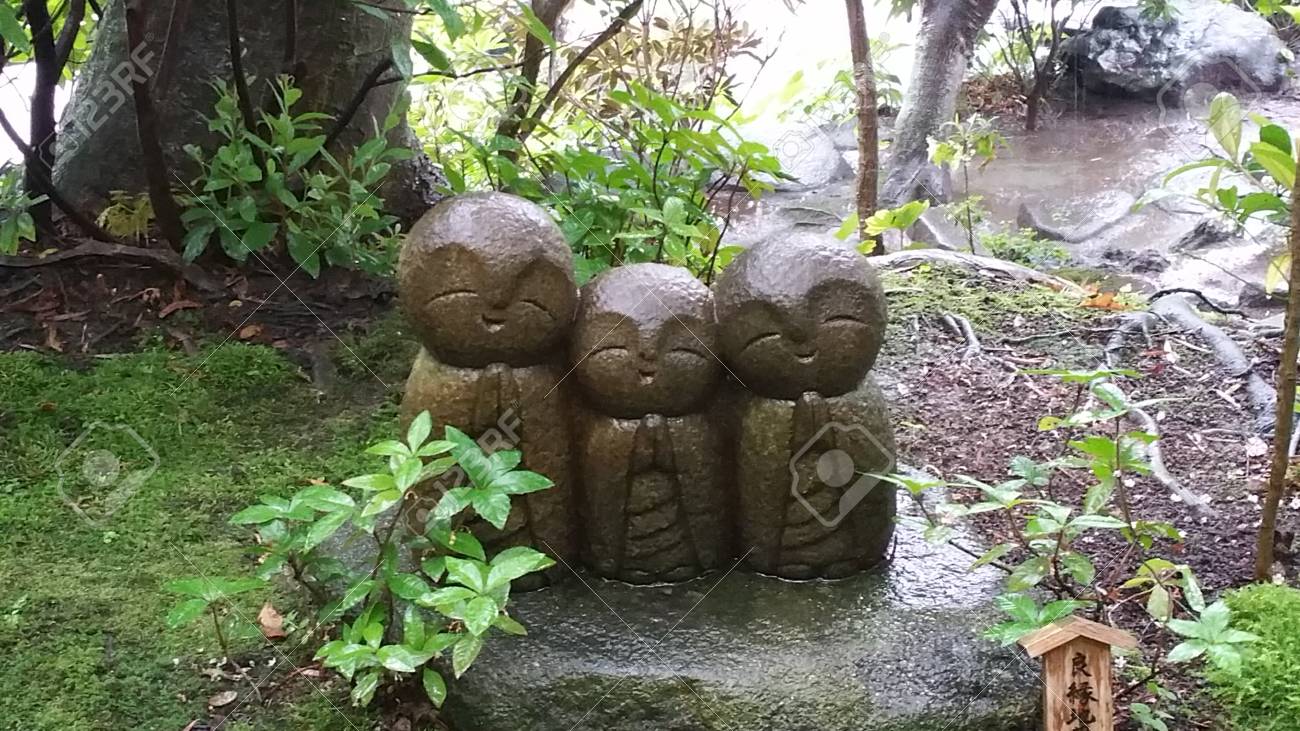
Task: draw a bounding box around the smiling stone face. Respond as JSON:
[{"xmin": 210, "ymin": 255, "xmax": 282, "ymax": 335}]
[
  {"xmin": 398, "ymin": 193, "xmax": 577, "ymax": 368},
  {"xmin": 715, "ymin": 233, "xmax": 886, "ymax": 399},
  {"xmin": 572, "ymin": 264, "xmax": 720, "ymax": 418}
]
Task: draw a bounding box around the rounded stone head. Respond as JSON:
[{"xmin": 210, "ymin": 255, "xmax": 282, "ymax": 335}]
[
  {"xmin": 398, "ymin": 192, "xmax": 578, "ymax": 368},
  {"xmin": 714, "ymin": 233, "xmax": 886, "ymax": 399},
  {"xmin": 571, "ymin": 264, "xmax": 721, "ymax": 418}
]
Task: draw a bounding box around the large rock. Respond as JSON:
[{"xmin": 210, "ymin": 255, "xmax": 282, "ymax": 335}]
[
  {"xmin": 443, "ymin": 517, "xmax": 1040, "ymax": 731},
  {"xmin": 1065, "ymin": 0, "xmax": 1289, "ymax": 99}
]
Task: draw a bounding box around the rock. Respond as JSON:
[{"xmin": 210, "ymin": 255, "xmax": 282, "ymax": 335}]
[
  {"xmin": 908, "ymin": 208, "xmax": 968, "ymax": 251},
  {"xmin": 765, "ymin": 127, "xmax": 854, "ymax": 191},
  {"xmin": 443, "ymin": 517, "xmax": 1040, "ymax": 731},
  {"xmin": 1173, "ymin": 218, "xmax": 1236, "ymax": 252},
  {"xmin": 1065, "ymin": 0, "xmax": 1289, "ymax": 99},
  {"xmin": 1100, "ymin": 246, "xmax": 1170, "ymax": 274}
]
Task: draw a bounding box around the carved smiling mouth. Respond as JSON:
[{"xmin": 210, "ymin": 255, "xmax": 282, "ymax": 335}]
[
  {"xmin": 637, "ymin": 367, "xmax": 656, "ymax": 385},
  {"xmin": 792, "ymin": 347, "xmax": 817, "ymax": 364}
]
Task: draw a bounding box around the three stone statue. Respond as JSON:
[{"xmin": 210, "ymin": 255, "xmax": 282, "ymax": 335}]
[{"xmin": 399, "ymin": 192, "xmax": 896, "ymax": 585}]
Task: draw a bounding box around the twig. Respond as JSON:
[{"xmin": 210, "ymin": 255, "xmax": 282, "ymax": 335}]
[
  {"xmin": 1129, "ymin": 406, "xmax": 1212, "ymax": 513},
  {"xmin": 0, "ymin": 107, "xmax": 116, "ymax": 241},
  {"xmin": 1149, "ymin": 287, "xmax": 1246, "ymax": 318},
  {"xmin": 0, "ymin": 238, "xmax": 225, "ymax": 292},
  {"xmin": 124, "ymin": 0, "xmax": 185, "ymax": 249},
  {"xmin": 941, "ymin": 312, "xmax": 982, "ymax": 362},
  {"xmin": 322, "ymin": 58, "xmax": 393, "ymax": 151},
  {"xmin": 225, "ymin": 0, "xmax": 264, "ymax": 168}
]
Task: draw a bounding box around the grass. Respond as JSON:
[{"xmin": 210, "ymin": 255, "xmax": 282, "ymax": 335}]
[
  {"xmin": 0, "ymin": 336, "xmax": 406, "ymax": 730},
  {"xmin": 1206, "ymin": 583, "xmax": 1300, "ymax": 731}
]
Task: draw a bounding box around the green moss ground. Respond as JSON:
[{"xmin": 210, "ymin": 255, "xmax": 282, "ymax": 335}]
[{"xmin": 0, "ymin": 326, "xmax": 413, "ymax": 730}]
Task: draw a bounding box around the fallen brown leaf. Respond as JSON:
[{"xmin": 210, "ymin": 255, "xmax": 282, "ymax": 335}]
[
  {"xmin": 238, "ymin": 324, "xmax": 262, "ymax": 340},
  {"xmin": 160, "ymin": 300, "xmax": 202, "ymax": 319},
  {"xmin": 258, "ymin": 602, "xmax": 286, "ymax": 640}
]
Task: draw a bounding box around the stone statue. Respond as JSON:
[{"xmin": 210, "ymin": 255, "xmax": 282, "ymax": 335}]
[
  {"xmin": 570, "ymin": 264, "xmax": 732, "ymax": 583},
  {"xmin": 715, "ymin": 233, "xmax": 896, "ymax": 579},
  {"xmin": 398, "ymin": 192, "xmax": 578, "ymax": 575}
]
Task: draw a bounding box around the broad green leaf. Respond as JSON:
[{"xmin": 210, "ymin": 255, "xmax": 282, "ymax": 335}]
[
  {"xmin": 487, "ymin": 547, "xmax": 555, "ymax": 588},
  {"xmin": 452, "ymin": 633, "xmax": 484, "ymax": 677},
  {"xmin": 491, "ymin": 471, "xmax": 553, "ymax": 495},
  {"xmin": 361, "ymin": 489, "xmax": 402, "ymax": 517},
  {"xmin": 423, "ymin": 667, "xmax": 447, "ymax": 707},
  {"xmin": 471, "ymin": 490, "xmax": 511, "ymax": 530},
  {"xmin": 230, "ymin": 504, "xmax": 281, "ymax": 525},
  {"xmin": 493, "ymin": 613, "xmax": 527, "ymax": 636},
  {"xmin": 389, "ymin": 572, "xmax": 433, "ymax": 601},
  {"xmin": 420, "ymin": 586, "xmax": 477, "ymax": 608},
  {"xmin": 343, "ymin": 473, "xmax": 396, "ymax": 492},
  {"xmin": 1165, "ymin": 639, "xmax": 1207, "ymax": 663},
  {"xmin": 1249, "ymin": 140, "xmax": 1296, "ymax": 191},
  {"xmin": 350, "ymin": 670, "xmax": 380, "ymax": 706},
  {"xmin": 295, "ymin": 486, "xmax": 355, "ymax": 513},
  {"xmin": 407, "ymin": 412, "xmax": 433, "ymax": 451},
  {"xmin": 302, "ymin": 509, "xmax": 350, "ymax": 552},
  {"xmin": 377, "ymin": 644, "xmax": 435, "ymax": 673},
  {"xmin": 462, "ymin": 595, "xmax": 499, "ymax": 636},
  {"xmin": 445, "ymin": 557, "xmax": 488, "ymax": 593},
  {"xmin": 403, "ymin": 605, "xmax": 426, "ymax": 649},
  {"xmin": 0, "ymin": 6, "xmax": 30, "ymax": 52},
  {"xmin": 166, "ymin": 598, "xmax": 209, "ymax": 628},
  {"xmin": 426, "ymin": 0, "xmax": 465, "ymax": 39},
  {"xmin": 1207, "ymin": 93, "xmax": 1243, "ymax": 160}
]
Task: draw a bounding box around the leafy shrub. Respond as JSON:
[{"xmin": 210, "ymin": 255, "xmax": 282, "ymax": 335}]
[
  {"xmin": 96, "ymin": 191, "xmax": 154, "ymax": 242},
  {"xmin": 1205, "ymin": 584, "xmax": 1300, "ymax": 730},
  {"xmin": 0, "ymin": 163, "xmax": 45, "ymax": 254},
  {"xmin": 981, "ymin": 228, "xmax": 1067, "ymax": 269},
  {"xmin": 180, "ymin": 78, "xmax": 410, "ymax": 276},
  {"xmin": 173, "ymin": 412, "xmax": 556, "ymax": 710}
]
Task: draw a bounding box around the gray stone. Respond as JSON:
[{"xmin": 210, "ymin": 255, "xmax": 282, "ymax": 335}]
[
  {"xmin": 907, "ymin": 208, "xmax": 967, "ymax": 251},
  {"xmin": 443, "ymin": 519, "xmax": 1040, "ymax": 731},
  {"xmin": 765, "ymin": 127, "xmax": 854, "ymax": 192},
  {"xmin": 1065, "ymin": 0, "xmax": 1289, "ymax": 99}
]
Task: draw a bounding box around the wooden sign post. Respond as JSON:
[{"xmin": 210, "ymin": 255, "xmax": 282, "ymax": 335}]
[{"xmin": 1018, "ymin": 616, "xmax": 1138, "ymax": 731}]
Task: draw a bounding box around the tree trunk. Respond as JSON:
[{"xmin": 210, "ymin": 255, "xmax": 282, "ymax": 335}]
[
  {"xmin": 880, "ymin": 0, "xmax": 998, "ymax": 207},
  {"xmin": 845, "ymin": 0, "xmax": 881, "ymax": 255},
  {"xmin": 53, "ymin": 0, "xmax": 439, "ymax": 225},
  {"xmin": 1256, "ymin": 153, "xmax": 1300, "ymax": 580}
]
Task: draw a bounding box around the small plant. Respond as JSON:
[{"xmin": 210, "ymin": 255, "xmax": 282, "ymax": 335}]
[
  {"xmin": 835, "ymin": 199, "xmax": 930, "ymax": 253},
  {"xmin": 96, "ymin": 191, "xmax": 155, "ymax": 243},
  {"xmin": 215, "ymin": 412, "xmax": 556, "ymax": 709},
  {"xmin": 929, "ymin": 115, "xmax": 1005, "ymax": 252},
  {"xmin": 163, "ymin": 576, "xmax": 267, "ymax": 662},
  {"xmin": 981, "ymin": 227, "xmax": 1067, "ymax": 268},
  {"xmin": 0, "ymin": 163, "xmax": 45, "ymax": 254},
  {"xmin": 888, "ymin": 368, "xmax": 1256, "ymax": 727},
  {"xmin": 181, "ymin": 77, "xmax": 409, "ymax": 276},
  {"xmin": 1204, "ymin": 583, "xmax": 1300, "ymax": 730}
]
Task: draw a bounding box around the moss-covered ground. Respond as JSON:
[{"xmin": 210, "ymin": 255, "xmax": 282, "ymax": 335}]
[{"xmin": 0, "ymin": 319, "xmax": 416, "ymax": 730}]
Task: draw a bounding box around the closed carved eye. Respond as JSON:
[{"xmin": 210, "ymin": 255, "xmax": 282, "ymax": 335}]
[
  {"xmin": 741, "ymin": 332, "xmax": 781, "ymax": 351},
  {"xmin": 669, "ymin": 345, "xmax": 709, "ymax": 360},
  {"xmin": 823, "ymin": 314, "xmax": 864, "ymax": 325},
  {"xmin": 428, "ymin": 289, "xmax": 477, "ymax": 304},
  {"xmin": 517, "ymin": 298, "xmax": 556, "ymax": 321},
  {"xmin": 590, "ymin": 345, "xmax": 629, "ymax": 357}
]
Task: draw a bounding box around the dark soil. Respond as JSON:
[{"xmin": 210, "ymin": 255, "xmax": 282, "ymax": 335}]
[{"xmin": 879, "ymin": 274, "xmax": 1293, "ymax": 730}]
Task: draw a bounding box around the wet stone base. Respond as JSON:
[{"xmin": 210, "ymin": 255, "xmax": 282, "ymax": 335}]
[{"xmin": 443, "ymin": 524, "xmax": 1041, "ymax": 731}]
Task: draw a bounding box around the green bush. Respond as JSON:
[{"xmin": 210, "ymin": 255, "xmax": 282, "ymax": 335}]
[{"xmin": 1207, "ymin": 583, "xmax": 1300, "ymax": 730}]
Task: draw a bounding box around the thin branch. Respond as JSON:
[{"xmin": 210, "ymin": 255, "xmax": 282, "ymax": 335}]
[
  {"xmin": 0, "ymin": 107, "xmax": 116, "ymax": 242},
  {"xmin": 225, "ymin": 0, "xmax": 263, "ymax": 167},
  {"xmin": 323, "ymin": 57, "xmax": 394, "ymax": 151},
  {"xmin": 373, "ymin": 59, "xmax": 530, "ymax": 87},
  {"xmin": 124, "ymin": 0, "xmax": 185, "ymax": 249},
  {"xmin": 155, "ymin": 0, "xmax": 193, "ymax": 93},
  {"xmin": 53, "ymin": 0, "xmax": 86, "ymax": 70},
  {"xmin": 513, "ymin": 0, "xmax": 646, "ymax": 148}
]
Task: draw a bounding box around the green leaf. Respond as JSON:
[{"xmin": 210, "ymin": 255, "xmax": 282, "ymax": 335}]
[
  {"xmin": 319, "ymin": 580, "xmax": 376, "ymax": 622},
  {"xmin": 394, "ymin": 457, "xmax": 424, "ymax": 492},
  {"xmin": 166, "ymin": 598, "xmax": 209, "ymax": 628},
  {"xmin": 389, "ymin": 573, "xmax": 433, "ymax": 601},
  {"xmin": 445, "ymin": 557, "xmax": 488, "ymax": 593},
  {"xmin": 1207, "ymin": 92, "xmax": 1244, "ymax": 160},
  {"xmin": 230, "ymin": 504, "xmax": 282, "ymax": 525},
  {"xmin": 491, "ymin": 471, "xmax": 553, "ymax": 495},
  {"xmin": 0, "ymin": 6, "xmax": 31, "ymax": 52},
  {"xmin": 422, "ymin": 667, "xmax": 447, "ymax": 708},
  {"xmin": 296, "ymin": 486, "xmax": 355, "ymax": 513},
  {"xmin": 407, "ymin": 412, "xmax": 433, "ymax": 451},
  {"xmin": 1067, "ymin": 514, "xmax": 1129, "ymax": 531},
  {"xmin": 343, "ymin": 473, "xmax": 396, "ymax": 492},
  {"xmin": 471, "ymin": 490, "xmax": 511, "ymax": 530},
  {"xmin": 366, "ymin": 440, "xmax": 410, "ymax": 458},
  {"xmin": 1200, "ymin": 600, "xmax": 1232, "ymax": 634},
  {"xmin": 1060, "ymin": 553, "xmax": 1096, "ymax": 585},
  {"xmin": 487, "ymin": 547, "xmax": 555, "ymax": 588},
  {"xmin": 403, "ymin": 605, "xmax": 426, "ymax": 649},
  {"xmin": 302, "ymin": 508, "xmax": 351, "ymax": 552},
  {"xmin": 391, "ymin": 39, "xmax": 413, "ymax": 78},
  {"xmin": 969, "ymin": 543, "xmax": 1013, "ymax": 570},
  {"xmin": 350, "ymin": 670, "xmax": 380, "ymax": 706},
  {"xmin": 1147, "ymin": 584, "xmax": 1172, "ymax": 621},
  {"xmin": 1249, "ymin": 140, "xmax": 1296, "ymax": 191},
  {"xmin": 411, "ymin": 37, "xmax": 451, "ymax": 72},
  {"xmin": 437, "ymin": 529, "xmax": 486, "ymax": 561},
  {"xmin": 164, "ymin": 577, "xmax": 265, "ymax": 602},
  {"xmin": 462, "ymin": 595, "xmax": 499, "ymax": 636},
  {"xmin": 515, "ymin": 1, "xmax": 557, "ymax": 48},
  {"xmin": 1007, "ymin": 556, "xmax": 1051, "ymax": 592},
  {"xmin": 421, "ymin": 556, "xmax": 447, "ymax": 582},
  {"xmin": 426, "ymin": 0, "xmax": 465, "ymax": 39},
  {"xmin": 452, "ymin": 633, "xmax": 484, "ymax": 677},
  {"xmin": 493, "ymin": 614, "xmax": 527, "ymax": 636},
  {"xmin": 1165, "ymin": 639, "xmax": 1207, "ymax": 663},
  {"xmin": 361, "ymin": 489, "xmax": 402, "ymax": 517},
  {"xmin": 377, "ymin": 644, "xmax": 435, "ymax": 673},
  {"xmin": 420, "ymin": 586, "xmax": 477, "ymax": 608}
]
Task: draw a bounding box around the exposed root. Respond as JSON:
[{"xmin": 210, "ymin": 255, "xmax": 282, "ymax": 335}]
[
  {"xmin": 1149, "ymin": 287, "xmax": 1246, "ymax": 318},
  {"xmin": 1104, "ymin": 311, "xmax": 1159, "ymax": 368},
  {"xmin": 0, "ymin": 238, "xmax": 225, "ymax": 293},
  {"xmin": 1152, "ymin": 294, "xmax": 1275, "ymax": 434},
  {"xmin": 941, "ymin": 312, "xmax": 982, "ymax": 362},
  {"xmin": 1130, "ymin": 407, "xmax": 1212, "ymax": 513},
  {"xmin": 872, "ymin": 248, "xmax": 1087, "ymax": 295}
]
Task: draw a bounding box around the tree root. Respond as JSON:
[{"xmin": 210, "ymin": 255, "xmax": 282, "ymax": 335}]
[
  {"xmin": 0, "ymin": 238, "xmax": 225, "ymax": 293},
  {"xmin": 1152, "ymin": 294, "xmax": 1275, "ymax": 434},
  {"xmin": 1104, "ymin": 311, "xmax": 1159, "ymax": 368},
  {"xmin": 941, "ymin": 312, "xmax": 981, "ymax": 361},
  {"xmin": 1149, "ymin": 287, "xmax": 1245, "ymax": 318},
  {"xmin": 872, "ymin": 248, "xmax": 1087, "ymax": 295},
  {"xmin": 1129, "ymin": 407, "xmax": 1212, "ymax": 513}
]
